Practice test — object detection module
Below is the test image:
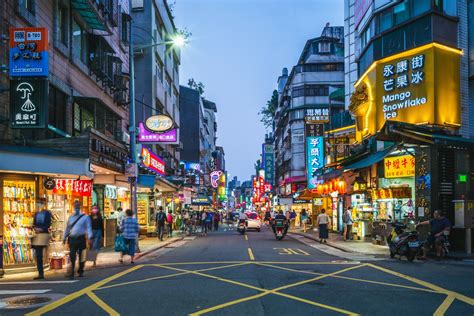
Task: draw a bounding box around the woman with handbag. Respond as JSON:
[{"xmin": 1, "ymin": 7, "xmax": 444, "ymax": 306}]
[
  {"xmin": 32, "ymin": 198, "xmax": 52, "ymax": 280},
  {"xmin": 119, "ymin": 209, "xmax": 140, "ymax": 264}
]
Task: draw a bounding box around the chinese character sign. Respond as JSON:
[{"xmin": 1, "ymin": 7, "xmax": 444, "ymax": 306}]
[
  {"xmin": 10, "ymin": 78, "xmax": 48, "ymax": 129},
  {"xmin": 306, "ymin": 136, "xmax": 324, "ymax": 189},
  {"xmin": 263, "ymin": 144, "xmax": 274, "ymax": 185},
  {"xmin": 53, "ymin": 180, "xmax": 92, "ymax": 197},
  {"xmin": 138, "ymin": 123, "xmax": 178, "ymax": 143},
  {"xmin": 141, "ymin": 147, "xmax": 165, "ymax": 176},
  {"xmin": 384, "ymin": 155, "xmax": 415, "ymax": 178},
  {"xmin": 9, "ymin": 27, "xmax": 49, "ymax": 77}
]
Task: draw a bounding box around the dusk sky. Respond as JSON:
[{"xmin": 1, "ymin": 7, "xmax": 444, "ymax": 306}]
[{"xmin": 175, "ymin": 0, "xmax": 344, "ymax": 181}]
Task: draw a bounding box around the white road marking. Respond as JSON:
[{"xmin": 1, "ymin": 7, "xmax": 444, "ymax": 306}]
[
  {"xmin": 0, "ymin": 281, "xmax": 78, "ymax": 285},
  {"xmin": 0, "ymin": 290, "xmax": 52, "ymax": 294}
]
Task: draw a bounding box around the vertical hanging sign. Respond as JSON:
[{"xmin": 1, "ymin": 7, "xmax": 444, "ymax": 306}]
[
  {"xmin": 9, "ymin": 27, "xmax": 49, "ymax": 77},
  {"xmin": 306, "ymin": 136, "xmax": 324, "ymax": 189},
  {"xmin": 10, "ymin": 78, "xmax": 48, "ymax": 129}
]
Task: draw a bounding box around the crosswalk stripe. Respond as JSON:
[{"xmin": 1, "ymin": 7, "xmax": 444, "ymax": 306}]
[
  {"xmin": 0, "ymin": 281, "xmax": 78, "ymax": 285},
  {"xmin": 0, "ymin": 290, "xmax": 51, "ymax": 294}
]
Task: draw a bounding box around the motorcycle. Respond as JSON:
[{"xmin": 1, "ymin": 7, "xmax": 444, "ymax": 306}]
[
  {"xmin": 273, "ymin": 219, "xmax": 287, "ymax": 241},
  {"xmin": 387, "ymin": 222, "xmax": 421, "ymax": 262},
  {"xmin": 237, "ymin": 220, "xmax": 247, "ymax": 235}
]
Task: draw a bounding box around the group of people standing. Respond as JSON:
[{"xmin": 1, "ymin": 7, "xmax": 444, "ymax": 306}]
[{"xmin": 32, "ymin": 201, "xmax": 139, "ymax": 280}]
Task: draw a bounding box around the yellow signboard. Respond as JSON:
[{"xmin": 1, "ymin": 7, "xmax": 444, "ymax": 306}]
[
  {"xmin": 384, "ymin": 155, "xmax": 415, "ymax": 178},
  {"xmin": 350, "ymin": 43, "xmax": 462, "ymax": 142}
]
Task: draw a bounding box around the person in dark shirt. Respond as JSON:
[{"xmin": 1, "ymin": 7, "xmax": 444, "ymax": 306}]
[
  {"xmin": 32, "ymin": 198, "xmax": 52, "ymax": 280},
  {"xmin": 89, "ymin": 205, "xmax": 104, "ymax": 266},
  {"xmin": 417, "ymin": 210, "xmax": 451, "ymax": 260}
]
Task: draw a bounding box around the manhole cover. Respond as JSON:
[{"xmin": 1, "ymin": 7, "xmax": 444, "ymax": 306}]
[{"xmin": 0, "ymin": 294, "xmax": 65, "ymax": 310}]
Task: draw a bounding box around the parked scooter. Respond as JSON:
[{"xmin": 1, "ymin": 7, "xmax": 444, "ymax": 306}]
[{"xmin": 387, "ymin": 222, "xmax": 421, "ymax": 262}]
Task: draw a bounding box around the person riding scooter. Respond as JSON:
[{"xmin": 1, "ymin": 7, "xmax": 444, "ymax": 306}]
[
  {"xmin": 271, "ymin": 210, "xmax": 289, "ymax": 235},
  {"xmin": 238, "ymin": 210, "xmax": 248, "ymax": 225},
  {"xmin": 416, "ymin": 210, "xmax": 451, "ymax": 260}
]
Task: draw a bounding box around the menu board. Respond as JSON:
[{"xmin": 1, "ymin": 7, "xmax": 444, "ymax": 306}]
[{"xmin": 137, "ymin": 194, "xmax": 148, "ymax": 226}]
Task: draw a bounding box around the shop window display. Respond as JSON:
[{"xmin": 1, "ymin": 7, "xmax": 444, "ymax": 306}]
[{"xmin": 3, "ymin": 180, "xmax": 36, "ymax": 265}]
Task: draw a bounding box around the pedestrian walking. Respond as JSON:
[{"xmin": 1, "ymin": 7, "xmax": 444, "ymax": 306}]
[
  {"xmin": 317, "ymin": 209, "xmax": 331, "ymax": 243},
  {"xmin": 207, "ymin": 211, "xmax": 213, "ymax": 231},
  {"xmin": 201, "ymin": 210, "xmax": 208, "ymax": 236},
  {"xmin": 63, "ymin": 201, "xmax": 92, "ymax": 279},
  {"xmin": 112, "ymin": 207, "xmax": 125, "ymax": 234},
  {"xmin": 342, "ymin": 208, "xmax": 353, "ymax": 241},
  {"xmin": 213, "ymin": 211, "xmax": 220, "ymax": 231},
  {"xmin": 167, "ymin": 210, "xmax": 174, "ymax": 238},
  {"xmin": 155, "ymin": 207, "xmax": 166, "ymax": 241},
  {"xmin": 89, "ymin": 205, "xmax": 104, "ymax": 267},
  {"xmin": 31, "ymin": 197, "xmax": 52, "ymax": 280},
  {"xmin": 301, "ymin": 209, "xmax": 308, "ymax": 233},
  {"xmin": 120, "ymin": 209, "xmax": 140, "ymax": 264}
]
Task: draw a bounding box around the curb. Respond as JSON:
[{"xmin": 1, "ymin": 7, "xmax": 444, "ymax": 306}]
[
  {"xmin": 134, "ymin": 236, "xmax": 184, "ymax": 260},
  {"xmin": 289, "ymin": 231, "xmax": 353, "ymax": 253}
]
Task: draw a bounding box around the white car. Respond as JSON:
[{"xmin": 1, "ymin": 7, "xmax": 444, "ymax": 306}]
[{"xmin": 245, "ymin": 212, "xmax": 261, "ymax": 232}]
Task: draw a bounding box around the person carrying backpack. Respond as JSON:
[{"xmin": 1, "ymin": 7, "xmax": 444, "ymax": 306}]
[
  {"xmin": 167, "ymin": 210, "xmax": 174, "ymax": 238},
  {"xmin": 155, "ymin": 207, "xmax": 166, "ymax": 241}
]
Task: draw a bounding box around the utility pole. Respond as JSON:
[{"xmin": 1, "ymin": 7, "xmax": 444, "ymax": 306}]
[{"xmin": 129, "ymin": 1, "xmax": 138, "ymax": 216}]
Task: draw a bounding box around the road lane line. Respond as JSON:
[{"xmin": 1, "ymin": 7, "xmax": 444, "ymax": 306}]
[
  {"xmin": 0, "ymin": 290, "xmax": 51, "ymax": 294},
  {"xmin": 367, "ymin": 263, "xmax": 474, "ymax": 306},
  {"xmin": 248, "ymin": 248, "xmax": 255, "ymax": 261},
  {"xmin": 274, "ymin": 292, "xmax": 359, "ymax": 315},
  {"xmin": 0, "ymin": 281, "xmax": 78, "ymax": 285},
  {"xmin": 256, "ymin": 263, "xmax": 438, "ymax": 294},
  {"xmin": 434, "ymin": 295, "xmax": 456, "ymax": 316},
  {"xmin": 190, "ymin": 293, "xmax": 268, "ymax": 316},
  {"xmin": 99, "ymin": 262, "xmax": 251, "ymax": 290},
  {"xmin": 86, "ymin": 291, "xmax": 119, "ymax": 316},
  {"xmin": 244, "ymin": 235, "xmax": 248, "ymax": 241},
  {"xmin": 26, "ymin": 264, "xmax": 143, "ymax": 316}
]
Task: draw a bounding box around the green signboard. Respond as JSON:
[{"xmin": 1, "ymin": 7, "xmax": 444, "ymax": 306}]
[{"xmin": 10, "ymin": 78, "xmax": 48, "ymax": 129}]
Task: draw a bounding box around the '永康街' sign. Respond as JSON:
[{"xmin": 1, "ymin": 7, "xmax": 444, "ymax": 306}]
[
  {"xmin": 349, "ymin": 43, "xmax": 462, "ymax": 142},
  {"xmin": 384, "ymin": 155, "xmax": 415, "ymax": 178}
]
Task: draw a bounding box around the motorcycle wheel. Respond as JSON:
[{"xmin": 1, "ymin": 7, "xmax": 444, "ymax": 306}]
[
  {"xmin": 277, "ymin": 236, "xmax": 283, "ymax": 241},
  {"xmin": 406, "ymin": 251, "xmax": 415, "ymax": 262},
  {"xmin": 390, "ymin": 251, "xmax": 395, "ymax": 259}
]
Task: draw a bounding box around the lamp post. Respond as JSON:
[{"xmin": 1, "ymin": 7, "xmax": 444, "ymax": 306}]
[{"xmin": 128, "ymin": 2, "xmax": 187, "ymax": 216}]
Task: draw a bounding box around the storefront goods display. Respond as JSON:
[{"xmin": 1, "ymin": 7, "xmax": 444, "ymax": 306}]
[
  {"xmin": 3, "ymin": 180, "xmax": 36, "ymax": 265},
  {"xmin": 137, "ymin": 194, "xmax": 148, "ymax": 226}
]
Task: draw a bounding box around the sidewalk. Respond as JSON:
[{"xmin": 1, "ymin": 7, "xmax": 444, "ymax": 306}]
[
  {"xmin": 290, "ymin": 228, "xmax": 389, "ymax": 257},
  {"xmin": 0, "ymin": 234, "xmax": 184, "ymax": 281}
]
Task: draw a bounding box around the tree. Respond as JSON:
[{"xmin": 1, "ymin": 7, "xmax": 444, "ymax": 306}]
[
  {"xmin": 259, "ymin": 90, "xmax": 278, "ymax": 129},
  {"xmin": 188, "ymin": 78, "xmax": 205, "ymax": 97}
]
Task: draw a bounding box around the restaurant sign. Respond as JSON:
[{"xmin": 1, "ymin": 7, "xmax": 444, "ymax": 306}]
[
  {"xmin": 141, "ymin": 147, "xmax": 165, "ymax": 176},
  {"xmin": 384, "ymin": 155, "xmax": 415, "ymax": 178},
  {"xmin": 53, "ymin": 179, "xmax": 93, "ymax": 197},
  {"xmin": 10, "ymin": 78, "xmax": 48, "ymax": 129},
  {"xmin": 144, "ymin": 114, "xmax": 174, "ymax": 133},
  {"xmin": 138, "ymin": 123, "xmax": 178, "ymax": 144}
]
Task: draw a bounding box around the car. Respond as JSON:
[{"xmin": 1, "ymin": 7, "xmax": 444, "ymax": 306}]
[{"xmin": 245, "ymin": 212, "xmax": 261, "ymax": 232}]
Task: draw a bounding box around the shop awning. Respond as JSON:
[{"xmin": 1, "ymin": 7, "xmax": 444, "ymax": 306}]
[
  {"xmin": 0, "ymin": 145, "xmax": 92, "ymax": 178},
  {"xmin": 156, "ymin": 177, "xmax": 178, "ymax": 192},
  {"xmin": 343, "ymin": 145, "xmax": 397, "ymax": 172},
  {"xmin": 71, "ymin": 0, "xmax": 107, "ymax": 31}
]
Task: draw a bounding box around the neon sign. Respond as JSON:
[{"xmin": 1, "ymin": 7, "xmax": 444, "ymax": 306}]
[{"xmin": 141, "ymin": 147, "xmax": 165, "ymax": 176}]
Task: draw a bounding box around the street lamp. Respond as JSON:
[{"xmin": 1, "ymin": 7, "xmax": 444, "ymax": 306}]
[{"xmin": 128, "ymin": 2, "xmax": 188, "ymax": 216}]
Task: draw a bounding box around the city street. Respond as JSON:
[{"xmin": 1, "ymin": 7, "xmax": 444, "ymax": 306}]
[{"xmin": 1, "ymin": 224, "xmax": 473, "ymax": 315}]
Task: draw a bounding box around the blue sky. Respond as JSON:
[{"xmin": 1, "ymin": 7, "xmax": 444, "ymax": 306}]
[{"xmin": 175, "ymin": 0, "xmax": 344, "ymax": 181}]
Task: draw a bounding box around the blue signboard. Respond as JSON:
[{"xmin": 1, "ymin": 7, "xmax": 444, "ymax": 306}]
[
  {"xmin": 9, "ymin": 28, "xmax": 49, "ymax": 77},
  {"xmin": 306, "ymin": 136, "xmax": 324, "ymax": 189},
  {"xmin": 262, "ymin": 144, "xmax": 274, "ymax": 185}
]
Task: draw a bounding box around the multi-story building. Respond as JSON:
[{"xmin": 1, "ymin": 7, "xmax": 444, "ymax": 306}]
[
  {"xmin": 0, "ymin": 0, "xmax": 131, "ymax": 272},
  {"xmin": 341, "ymin": 0, "xmax": 474, "ymax": 251},
  {"xmin": 132, "ymin": 0, "xmax": 181, "ymax": 176},
  {"xmin": 273, "ymin": 25, "xmax": 345, "ymax": 201}
]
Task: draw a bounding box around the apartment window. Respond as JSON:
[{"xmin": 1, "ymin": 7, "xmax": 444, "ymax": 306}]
[
  {"xmin": 469, "ymin": 0, "xmax": 474, "ymax": 76},
  {"xmin": 292, "ymin": 85, "xmax": 329, "ymax": 97},
  {"xmin": 72, "ymin": 19, "xmax": 89, "ymax": 64},
  {"xmin": 58, "ymin": 3, "xmax": 69, "ymax": 46},
  {"xmin": 295, "ymin": 63, "xmax": 344, "ymax": 73},
  {"xmin": 318, "ymin": 42, "xmax": 331, "ymax": 53},
  {"xmin": 24, "ymin": 0, "xmax": 35, "ymax": 14},
  {"xmin": 379, "ymin": 9, "xmax": 393, "ymax": 33},
  {"xmin": 121, "ymin": 12, "xmax": 130, "ymax": 44},
  {"xmin": 411, "ymin": 0, "xmax": 430, "ymax": 16},
  {"xmin": 49, "ymin": 86, "xmax": 67, "ymax": 134},
  {"xmin": 131, "ymin": 0, "xmax": 144, "ymax": 10},
  {"xmin": 17, "ymin": 0, "xmax": 36, "ymax": 25},
  {"xmin": 155, "ymin": 54, "xmax": 163, "ymax": 83},
  {"xmin": 291, "ymin": 131, "xmax": 304, "ymax": 143},
  {"xmin": 394, "ymin": 1, "xmax": 410, "ymax": 25}
]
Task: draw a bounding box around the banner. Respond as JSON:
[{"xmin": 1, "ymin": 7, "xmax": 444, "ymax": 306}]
[{"xmin": 53, "ymin": 180, "xmax": 92, "ymax": 197}]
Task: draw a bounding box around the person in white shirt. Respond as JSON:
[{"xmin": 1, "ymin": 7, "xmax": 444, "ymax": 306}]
[{"xmin": 317, "ymin": 209, "xmax": 331, "ymax": 243}]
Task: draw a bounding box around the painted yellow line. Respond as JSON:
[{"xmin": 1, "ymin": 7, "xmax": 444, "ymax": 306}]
[
  {"xmin": 150, "ymin": 261, "xmax": 244, "ymax": 266},
  {"xmin": 98, "ymin": 262, "xmax": 250, "ymax": 290},
  {"xmin": 274, "ymin": 291, "xmax": 359, "ymax": 315},
  {"xmin": 248, "ymin": 248, "xmax": 255, "ymax": 261},
  {"xmin": 143, "ymin": 261, "xmax": 359, "ymax": 266},
  {"xmin": 434, "ymin": 295, "xmax": 456, "ymax": 316},
  {"xmin": 26, "ymin": 265, "xmax": 143, "ymax": 316},
  {"xmin": 256, "ymin": 263, "xmax": 438, "ymax": 294},
  {"xmin": 86, "ymin": 291, "xmax": 120, "ymax": 316},
  {"xmin": 190, "ymin": 293, "xmax": 268, "ymax": 316},
  {"xmin": 367, "ymin": 263, "xmax": 474, "ymax": 306},
  {"xmin": 244, "ymin": 235, "xmax": 248, "ymax": 241}
]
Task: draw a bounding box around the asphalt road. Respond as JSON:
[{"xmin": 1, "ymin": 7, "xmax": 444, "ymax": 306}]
[{"xmin": 1, "ymin": 224, "xmax": 474, "ymax": 315}]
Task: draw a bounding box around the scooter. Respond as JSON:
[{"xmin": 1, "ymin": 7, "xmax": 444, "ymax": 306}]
[
  {"xmin": 237, "ymin": 220, "xmax": 247, "ymax": 235},
  {"xmin": 273, "ymin": 219, "xmax": 287, "ymax": 241},
  {"xmin": 387, "ymin": 222, "xmax": 421, "ymax": 262}
]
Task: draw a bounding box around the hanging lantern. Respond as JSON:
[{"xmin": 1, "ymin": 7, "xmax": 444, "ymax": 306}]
[
  {"xmin": 317, "ymin": 184, "xmax": 324, "ymax": 195},
  {"xmin": 337, "ymin": 180, "xmax": 347, "ymax": 194},
  {"xmin": 323, "ymin": 184, "xmax": 329, "ymax": 195}
]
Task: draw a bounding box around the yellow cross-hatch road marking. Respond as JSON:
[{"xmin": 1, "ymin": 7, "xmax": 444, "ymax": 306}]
[
  {"xmin": 86, "ymin": 291, "xmax": 120, "ymax": 316},
  {"xmin": 248, "ymin": 248, "xmax": 255, "ymax": 261},
  {"xmin": 434, "ymin": 295, "xmax": 456, "ymax": 316},
  {"xmin": 274, "ymin": 248, "xmax": 310, "ymax": 255}
]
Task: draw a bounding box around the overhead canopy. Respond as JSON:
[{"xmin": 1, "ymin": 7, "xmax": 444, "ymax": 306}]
[
  {"xmin": 344, "ymin": 145, "xmax": 397, "ymax": 172},
  {"xmin": 0, "ymin": 145, "xmax": 92, "ymax": 178},
  {"xmin": 71, "ymin": 0, "xmax": 107, "ymax": 31}
]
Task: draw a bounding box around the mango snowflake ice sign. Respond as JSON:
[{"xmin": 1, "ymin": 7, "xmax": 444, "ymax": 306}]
[{"xmin": 10, "ymin": 78, "xmax": 48, "ymax": 129}]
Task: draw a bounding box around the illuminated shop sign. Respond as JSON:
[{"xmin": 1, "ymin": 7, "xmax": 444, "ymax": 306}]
[
  {"xmin": 262, "ymin": 144, "xmax": 274, "ymax": 185},
  {"xmin": 138, "ymin": 123, "xmax": 178, "ymax": 143},
  {"xmin": 305, "ymin": 108, "xmax": 329, "ymax": 123},
  {"xmin": 210, "ymin": 170, "xmax": 223, "ymax": 188},
  {"xmin": 141, "ymin": 147, "xmax": 165, "ymax": 176},
  {"xmin": 10, "ymin": 78, "xmax": 48, "ymax": 129},
  {"xmin": 9, "ymin": 27, "xmax": 49, "ymax": 76},
  {"xmin": 384, "ymin": 155, "xmax": 415, "ymax": 178},
  {"xmin": 144, "ymin": 114, "xmax": 174, "ymax": 133},
  {"xmin": 350, "ymin": 43, "xmax": 462, "ymax": 142},
  {"xmin": 306, "ymin": 136, "xmax": 324, "ymax": 189},
  {"xmin": 53, "ymin": 180, "xmax": 93, "ymax": 197}
]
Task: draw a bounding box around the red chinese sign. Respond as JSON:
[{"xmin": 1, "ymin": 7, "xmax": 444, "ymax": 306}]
[
  {"xmin": 384, "ymin": 155, "xmax": 415, "ymax": 178},
  {"xmin": 53, "ymin": 180, "xmax": 92, "ymax": 197}
]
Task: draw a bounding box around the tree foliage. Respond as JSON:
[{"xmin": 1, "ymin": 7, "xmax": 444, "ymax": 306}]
[
  {"xmin": 188, "ymin": 78, "xmax": 205, "ymax": 97},
  {"xmin": 259, "ymin": 90, "xmax": 279, "ymax": 129}
]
